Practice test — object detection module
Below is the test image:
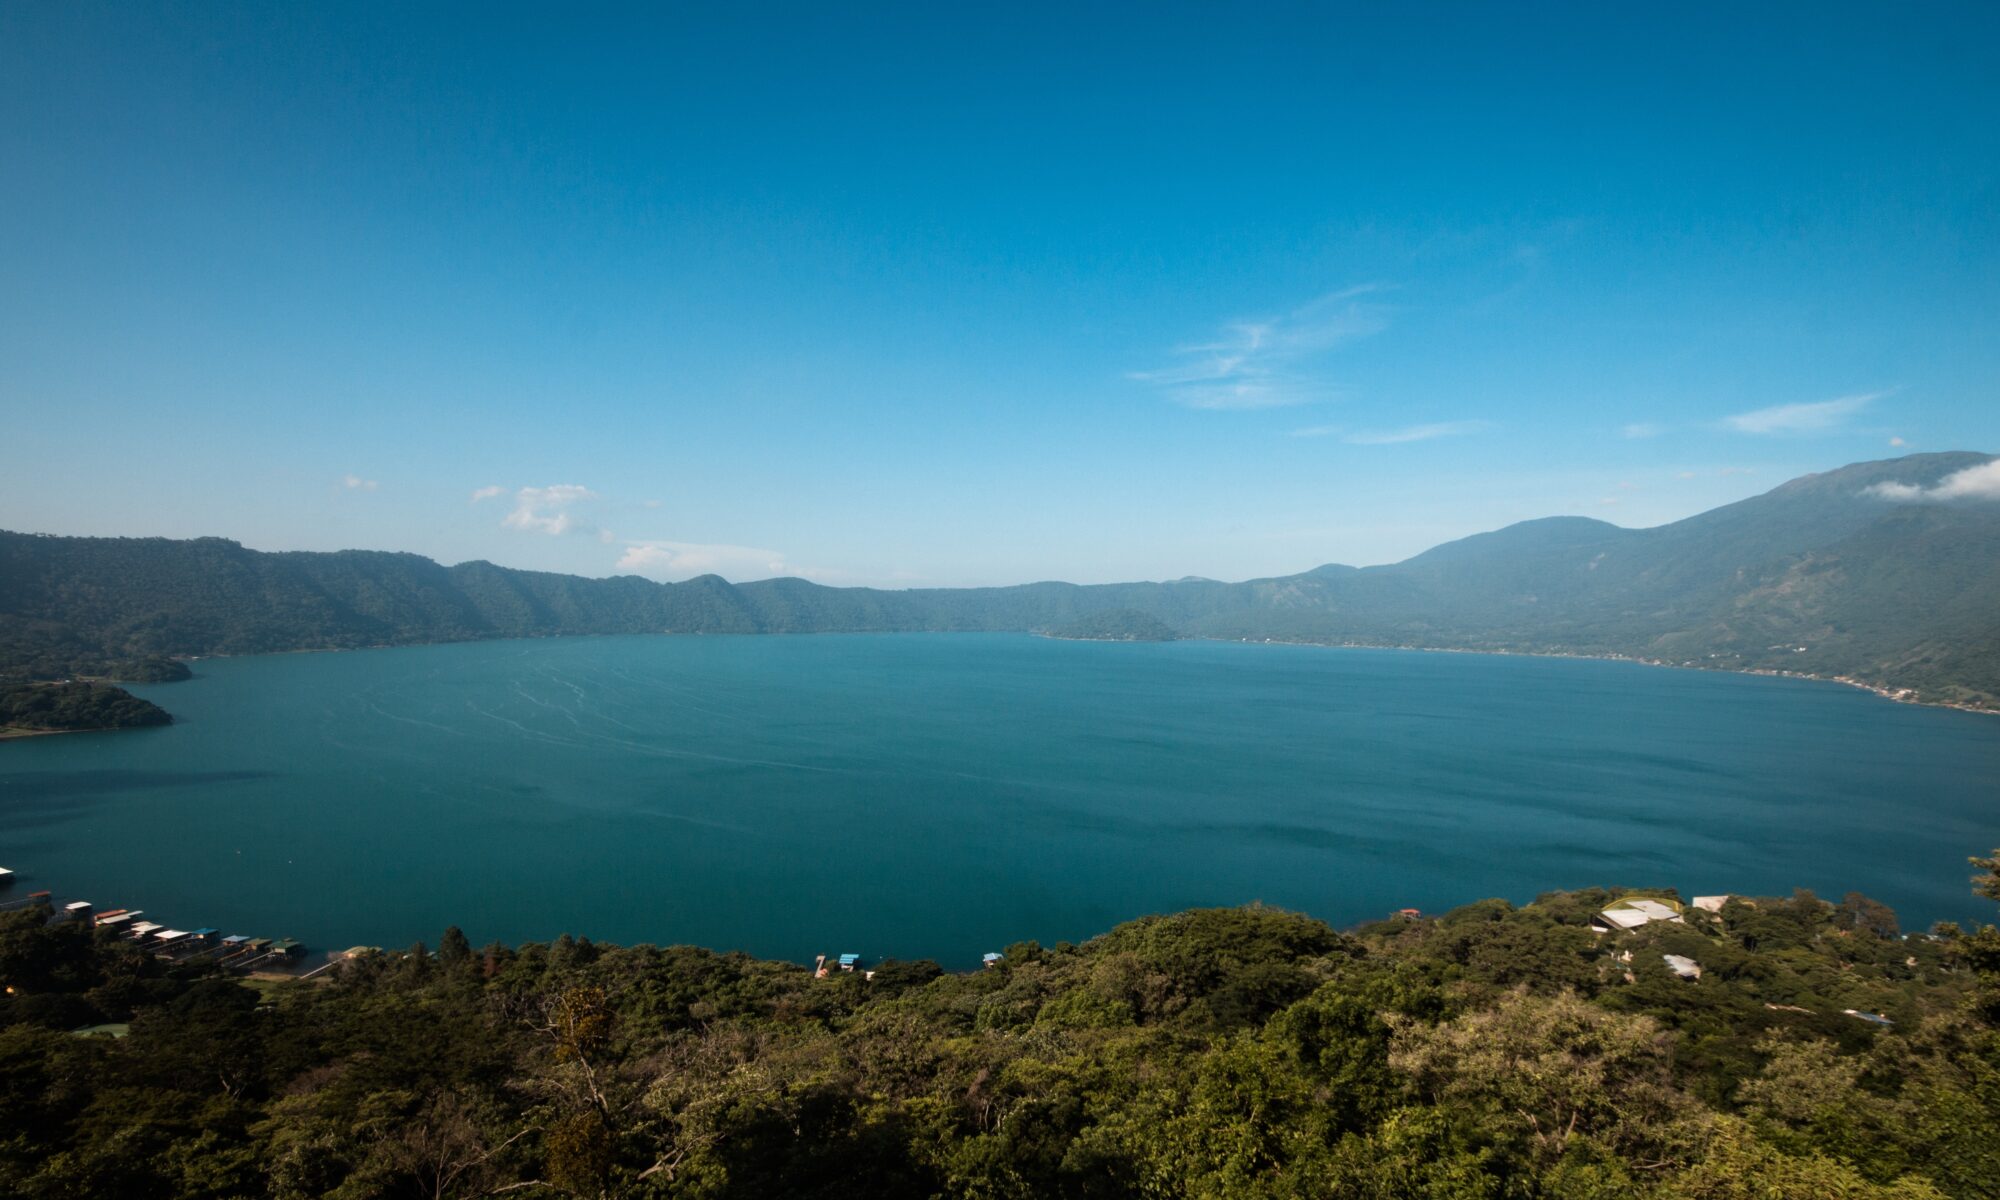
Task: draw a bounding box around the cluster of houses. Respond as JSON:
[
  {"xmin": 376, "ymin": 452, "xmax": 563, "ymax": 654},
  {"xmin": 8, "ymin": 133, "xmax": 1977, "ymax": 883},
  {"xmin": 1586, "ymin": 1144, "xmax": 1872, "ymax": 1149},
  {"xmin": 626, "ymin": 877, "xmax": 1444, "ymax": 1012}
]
[
  {"xmin": 0, "ymin": 877, "xmax": 302, "ymax": 972},
  {"xmin": 1584, "ymin": 892, "xmax": 1894, "ymax": 1025},
  {"xmin": 1587, "ymin": 893, "xmax": 1735, "ymax": 935},
  {"xmin": 1588, "ymin": 894, "xmax": 1729, "ymax": 984}
]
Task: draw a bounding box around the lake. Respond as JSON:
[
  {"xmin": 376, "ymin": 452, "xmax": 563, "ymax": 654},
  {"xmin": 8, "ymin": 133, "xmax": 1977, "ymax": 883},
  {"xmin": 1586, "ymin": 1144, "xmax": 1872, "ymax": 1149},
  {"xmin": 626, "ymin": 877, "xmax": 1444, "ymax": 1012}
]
[{"xmin": 3, "ymin": 634, "xmax": 1997, "ymax": 966}]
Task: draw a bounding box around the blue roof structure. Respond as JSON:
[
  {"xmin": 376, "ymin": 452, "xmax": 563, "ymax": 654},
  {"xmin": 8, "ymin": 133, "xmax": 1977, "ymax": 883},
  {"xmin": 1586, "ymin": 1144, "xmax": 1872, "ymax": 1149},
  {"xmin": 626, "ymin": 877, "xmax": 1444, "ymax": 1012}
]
[{"xmin": 837, "ymin": 953, "xmax": 860, "ymax": 966}]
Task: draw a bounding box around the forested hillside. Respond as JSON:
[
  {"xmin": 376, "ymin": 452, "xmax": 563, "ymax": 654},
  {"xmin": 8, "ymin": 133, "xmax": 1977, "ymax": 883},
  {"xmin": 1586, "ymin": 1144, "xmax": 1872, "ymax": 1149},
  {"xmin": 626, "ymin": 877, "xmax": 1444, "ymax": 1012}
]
[
  {"xmin": 9, "ymin": 869, "xmax": 2000, "ymax": 1197},
  {"xmin": 3, "ymin": 452, "xmax": 1996, "ymax": 706},
  {"xmin": 1047, "ymin": 609, "xmax": 1182, "ymax": 642}
]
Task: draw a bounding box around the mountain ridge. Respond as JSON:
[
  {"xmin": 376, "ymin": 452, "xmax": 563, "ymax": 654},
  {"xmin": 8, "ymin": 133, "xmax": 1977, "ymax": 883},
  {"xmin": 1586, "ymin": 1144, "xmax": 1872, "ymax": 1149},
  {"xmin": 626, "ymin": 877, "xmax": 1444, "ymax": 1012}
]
[{"xmin": 3, "ymin": 452, "xmax": 1995, "ymax": 708}]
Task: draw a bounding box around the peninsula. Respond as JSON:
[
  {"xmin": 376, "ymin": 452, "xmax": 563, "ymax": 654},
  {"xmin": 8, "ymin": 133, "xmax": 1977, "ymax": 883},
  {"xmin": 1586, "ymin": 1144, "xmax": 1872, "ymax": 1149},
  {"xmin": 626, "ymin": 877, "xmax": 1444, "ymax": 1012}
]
[{"xmin": 0, "ymin": 681, "xmax": 172, "ymax": 738}]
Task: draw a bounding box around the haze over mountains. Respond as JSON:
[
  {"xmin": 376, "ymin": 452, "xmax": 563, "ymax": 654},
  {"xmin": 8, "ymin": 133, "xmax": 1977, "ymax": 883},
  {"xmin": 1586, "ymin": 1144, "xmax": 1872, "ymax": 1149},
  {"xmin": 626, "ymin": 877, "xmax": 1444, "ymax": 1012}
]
[{"xmin": 4, "ymin": 452, "xmax": 1997, "ymax": 708}]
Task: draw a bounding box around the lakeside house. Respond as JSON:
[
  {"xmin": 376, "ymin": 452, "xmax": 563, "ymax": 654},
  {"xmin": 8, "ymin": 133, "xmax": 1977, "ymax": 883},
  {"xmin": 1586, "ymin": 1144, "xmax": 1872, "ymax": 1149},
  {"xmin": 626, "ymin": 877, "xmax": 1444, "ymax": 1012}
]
[
  {"xmin": 1590, "ymin": 898, "xmax": 1684, "ymax": 934},
  {"xmin": 1691, "ymin": 895, "xmax": 1732, "ymax": 913}
]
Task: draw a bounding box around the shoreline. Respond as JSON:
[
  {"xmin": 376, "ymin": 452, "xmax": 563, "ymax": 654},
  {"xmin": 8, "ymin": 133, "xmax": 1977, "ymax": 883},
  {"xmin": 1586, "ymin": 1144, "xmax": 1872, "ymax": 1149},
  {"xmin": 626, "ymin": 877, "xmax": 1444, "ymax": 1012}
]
[
  {"xmin": 158, "ymin": 630, "xmax": 2000, "ymax": 719},
  {"xmin": 0, "ymin": 725, "xmax": 86, "ymax": 741},
  {"xmin": 1204, "ymin": 636, "xmax": 2000, "ymax": 718},
  {"xmin": 1036, "ymin": 633, "xmax": 1180, "ymax": 644}
]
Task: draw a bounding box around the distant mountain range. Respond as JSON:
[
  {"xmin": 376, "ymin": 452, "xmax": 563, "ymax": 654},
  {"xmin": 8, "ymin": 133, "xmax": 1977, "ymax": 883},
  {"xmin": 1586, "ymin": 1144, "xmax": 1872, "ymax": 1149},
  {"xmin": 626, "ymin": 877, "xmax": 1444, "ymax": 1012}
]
[{"xmin": 4, "ymin": 451, "xmax": 1997, "ymax": 709}]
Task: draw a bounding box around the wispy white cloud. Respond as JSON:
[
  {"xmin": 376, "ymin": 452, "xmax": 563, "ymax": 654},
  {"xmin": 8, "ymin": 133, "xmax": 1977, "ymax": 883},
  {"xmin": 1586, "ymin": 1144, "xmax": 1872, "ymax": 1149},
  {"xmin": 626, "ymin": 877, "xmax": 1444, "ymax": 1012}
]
[
  {"xmin": 342, "ymin": 474, "xmax": 379, "ymax": 491},
  {"xmin": 470, "ymin": 485, "xmax": 504, "ymax": 502},
  {"xmin": 1130, "ymin": 285, "xmax": 1389, "ymax": 410},
  {"xmin": 1341, "ymin": 420, "xmax": 1493, "ymax": 446},
  {"xmin": 1622, "ymin": 422, "xmax": 1663, "ymax": 439},
  {"xmin": 1867, "ymin": 459, "xmax": 2000, "ymax": 504},
  {"xmin": 1287, "ymin": 424, "xmax": 1343, "ymax": 439},
  {"xmin": 500, "ymin": 484, "xmax": 607, "ymax": 539},
  {"xmin": 1722, "ymin": 391, "xmax": 1885, "ymax": 435}
]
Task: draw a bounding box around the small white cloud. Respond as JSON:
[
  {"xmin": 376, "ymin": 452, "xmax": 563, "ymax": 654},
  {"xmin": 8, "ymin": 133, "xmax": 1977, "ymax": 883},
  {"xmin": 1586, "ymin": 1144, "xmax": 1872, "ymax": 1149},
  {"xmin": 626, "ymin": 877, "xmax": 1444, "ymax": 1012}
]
[
  {"xmin": 1622, "ymin": 422, "xmax": 1663, "ymax": 439},
  {"xmin": 1717, "ymin": 467, "xmax": 1757, "ymax": 477},
  {"xmin": 1889, "ymin": 436, "xmax": 1906, "ymax": 448},
  {"xmin": 502, "ymin": 484, "xmax": 604, "ymax": 538},
  {"xmin": 1676, "ymin": 471, "xmax": 1697, "ymax": 480},
  {"xmin": 1287, "ymin": 424, "xmax": 1343, "ymax": 439},
  {"xmin": 342, "ymin": 474, "xmax": 379, "ymax": 491},
  {"xmin": 1597, "ymin": 497, "xmax": 1620, "ymax": 507},
  {"xmin": 470, "ymin": 485, "xmax": 504, "ymax": 502},
  {"xmin": 642, "ymin": 499, "xmax": 664, "ymax": 509},
  {"xmin": 1342, "ymin": 420, "xmax": 1493, "ymax": 446},
  {"xmin": 1617, "ymin": 481, "xmax": 1637, "ymax": 490},
  {"xmin": 1722, "ymin": 391, "xmax": 1885, "ymax": 435},
  {"xmin": 1867, "ymin": 459, "xmax": 2000, "ymax": 504}
]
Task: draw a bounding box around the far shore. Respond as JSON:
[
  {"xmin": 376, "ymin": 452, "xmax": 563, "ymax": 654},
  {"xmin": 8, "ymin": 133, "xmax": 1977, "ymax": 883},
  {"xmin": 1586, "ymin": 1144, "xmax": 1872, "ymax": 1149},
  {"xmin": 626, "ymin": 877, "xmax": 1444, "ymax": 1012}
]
[{"xmin": 1237, "ymin": 637, "xmax": 2000, "ymax": 718}]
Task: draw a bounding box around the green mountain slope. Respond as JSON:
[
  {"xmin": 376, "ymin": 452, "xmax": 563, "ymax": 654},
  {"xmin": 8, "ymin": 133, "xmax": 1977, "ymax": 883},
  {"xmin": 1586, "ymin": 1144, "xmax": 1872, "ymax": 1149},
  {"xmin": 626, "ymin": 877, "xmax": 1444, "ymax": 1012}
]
[{"xmin": 2, "ymin": 452, "xmax": 1995, "ymax": 706}]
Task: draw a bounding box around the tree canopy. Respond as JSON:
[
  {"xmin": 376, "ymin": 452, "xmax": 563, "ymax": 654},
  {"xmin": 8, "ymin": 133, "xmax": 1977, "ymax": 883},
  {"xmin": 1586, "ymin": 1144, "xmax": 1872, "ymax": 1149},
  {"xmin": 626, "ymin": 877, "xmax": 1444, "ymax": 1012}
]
[{"xmin": 8, "ymin": 862, "xmax": 2000, "ymax": 1198}]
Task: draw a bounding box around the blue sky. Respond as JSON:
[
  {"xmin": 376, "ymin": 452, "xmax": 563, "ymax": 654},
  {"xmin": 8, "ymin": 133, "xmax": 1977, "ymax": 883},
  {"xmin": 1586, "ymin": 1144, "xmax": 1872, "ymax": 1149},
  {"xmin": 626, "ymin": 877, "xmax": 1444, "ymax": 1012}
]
[{"xmin": 3, "ymin": 4, "xmax": 1996, "ymax": 586}]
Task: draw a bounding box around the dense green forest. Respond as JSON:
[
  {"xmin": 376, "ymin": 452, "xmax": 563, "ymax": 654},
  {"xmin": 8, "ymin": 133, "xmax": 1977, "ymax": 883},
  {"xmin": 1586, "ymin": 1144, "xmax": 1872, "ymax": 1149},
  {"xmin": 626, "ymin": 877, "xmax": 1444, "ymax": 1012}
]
[
  {"xmin": 9, "ymin": 865, "xmax": 2000, "ymax": 1198},
  {"xmin": 0, "ymin": 681, "xmax": 172, "ymax": 734},
  {"xmin": 3, "ymin": 452, "xmax": 1997, "ymax": 707}
]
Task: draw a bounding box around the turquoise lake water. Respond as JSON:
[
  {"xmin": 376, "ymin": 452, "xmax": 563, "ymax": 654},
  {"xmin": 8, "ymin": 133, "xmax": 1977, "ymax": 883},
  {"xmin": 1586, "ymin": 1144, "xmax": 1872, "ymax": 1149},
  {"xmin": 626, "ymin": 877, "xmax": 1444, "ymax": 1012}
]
[{"xmin": 3, "ymin": 634, "xmax": 1998, "ymax": 966}]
